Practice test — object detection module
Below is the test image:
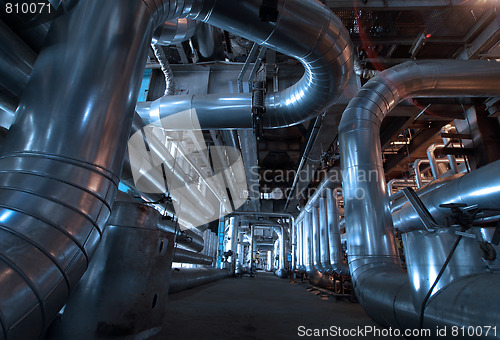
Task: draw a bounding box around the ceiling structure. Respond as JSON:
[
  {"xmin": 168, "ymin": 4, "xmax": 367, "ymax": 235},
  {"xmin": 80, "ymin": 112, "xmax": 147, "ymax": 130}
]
[{"xmin": 141, "ymin": 0, "xmax": 500, "ymax": 215}]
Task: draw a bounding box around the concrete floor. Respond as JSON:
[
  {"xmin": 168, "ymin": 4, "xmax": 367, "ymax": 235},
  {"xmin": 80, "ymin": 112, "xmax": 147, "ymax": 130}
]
[{"xmin": 156, "ymin": 272, "xmax": 401, "ymax": 340}]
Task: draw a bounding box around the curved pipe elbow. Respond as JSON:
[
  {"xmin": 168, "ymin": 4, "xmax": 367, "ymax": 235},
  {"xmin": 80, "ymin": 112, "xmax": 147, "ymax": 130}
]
[
  {"xmin": 152, "ymin": 18, "xmax": 200, "ymax": 46},
  {"xmin": 138, "ymin": 0, "xmax": 354, "ymax": 129}
]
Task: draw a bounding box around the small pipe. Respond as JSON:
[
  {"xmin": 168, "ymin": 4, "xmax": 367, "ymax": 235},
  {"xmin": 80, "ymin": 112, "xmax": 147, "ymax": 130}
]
[{"xmin": 173, "ymin": 248, "xmax": 213, "ymax": 265}]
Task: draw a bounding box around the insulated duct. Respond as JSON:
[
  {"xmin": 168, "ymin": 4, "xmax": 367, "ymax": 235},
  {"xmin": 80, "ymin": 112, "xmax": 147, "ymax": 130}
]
[
  {"xmin": 339, "ymin": 60, "xmax": 500, "ymax": 330},
  {"xmin": 0, "ymin": 0, "xmax": 159, "ymax": 338},
  {"xmin": 137, "ymin": 0, "xmax": 353, "ymax": 129},
  {"xmin": 152, "ymin": 18, "xmax": 200, "ymax": 46}
]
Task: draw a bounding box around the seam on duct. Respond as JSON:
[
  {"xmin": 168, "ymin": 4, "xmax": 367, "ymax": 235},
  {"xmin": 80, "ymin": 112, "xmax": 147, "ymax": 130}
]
[{"xmin": 0, "ymin": 0, "xmax": 162, "ymax": 338}]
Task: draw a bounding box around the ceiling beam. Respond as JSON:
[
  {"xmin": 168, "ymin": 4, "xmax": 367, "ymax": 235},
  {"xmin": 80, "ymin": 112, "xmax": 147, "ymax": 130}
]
[{"xmin": 326, "ymin": 0, "xmax": 491, "ymax": 10}]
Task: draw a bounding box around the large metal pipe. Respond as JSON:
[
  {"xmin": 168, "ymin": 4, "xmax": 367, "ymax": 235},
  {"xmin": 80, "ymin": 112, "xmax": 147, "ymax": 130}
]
[
  {"xmin": 152, "ymin": 18, "xmax": 200, "ymax": 46},
  {"xmin": 393, "ymin": 159, "xmax": 500, "ymax": 232},
  {"xmin": 0, "ymin": 19, "xmax": 37, "ymax": 129},
  {"xmin": 44, "ymin": 199, "xmax": 176, "ymax": 339},
  {"xmin": 339, "ymin": 60, "xmax": 500, "ymax": 330},
  {"xmin": 0, "ymin": 0, "xmax": 163, "ymax": 337},
  {"xmin": 169, "ymin": 268, "xmax": 229, "ymax": 294},
  {"xmin": 137, "ymin": 0, "xmax": 353, "ymax": 129},
  {"xmin": 325, "ymin": 188, "xmax": 349, "ymax": 275},
  {"xmin": 402, "ymin": 229, "xmax": 488, "ymax": 314},
  {"xmin": 390, "ymin": 173, "xmax": 464, "ymax": 213},
  {"xmin": 0, "ymin": 19, "xmax": 36, "ymax": 100}
]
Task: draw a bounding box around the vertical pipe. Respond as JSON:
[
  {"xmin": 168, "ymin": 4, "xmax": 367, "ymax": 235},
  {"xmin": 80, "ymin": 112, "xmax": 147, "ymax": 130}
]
[
  {"xmin": 427, "ymin": 144, "xmax": 442, "ymax": 179},
  {"xmin": 441, "ymin": 127, "xmax": 459, "ymax": 175},
  {"xmin": 229, "ymin": 216, "xmax": 239, "ymax": 275},
  {"xmin": 319, "ymin": 195, "xmax": 332, "ymax": 272},
  {"xmin": 311, "ymin": 206, "xmax": 323, "ymax": 273},
  {"xmin": 326, "ymin": 188, "xmax": 349, "ymax": 275},
  {"xmin": 303, "ymin": 212, "xmax": 313, "ymax": 274},
  {"xmin": 297, "ymin": 219, "xmax": 304, "ymax": 272}
]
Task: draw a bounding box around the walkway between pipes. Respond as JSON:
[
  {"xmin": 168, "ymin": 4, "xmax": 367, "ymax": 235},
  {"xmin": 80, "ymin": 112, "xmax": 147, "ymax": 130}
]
[{"xmin": 156, "ymin": 272, "xmax": 402, "ymax": 340}]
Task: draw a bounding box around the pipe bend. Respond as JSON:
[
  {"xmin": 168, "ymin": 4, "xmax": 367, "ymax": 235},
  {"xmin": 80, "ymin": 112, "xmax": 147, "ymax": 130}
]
[
  {"xmin": 340, "ymin": 60, "xmax": 500, "ymax": 331},
  {"xmin": 138, "ymin": 0, "xmax": 354, "ymax": 129}
]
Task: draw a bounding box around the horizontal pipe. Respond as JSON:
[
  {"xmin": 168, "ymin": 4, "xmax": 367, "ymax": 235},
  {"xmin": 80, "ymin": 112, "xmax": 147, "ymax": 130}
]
[
  {"xmin": 390, "ymin": 173, "xmax": 464, "ymax": 213},
  {"xmin": 169, "ymin": 268, "xmax": 229, "ymax": 294},
  {"xmin": 393, "ymin": 160, "xmax": 500, "ymax": 232},
  {"xmin": 137, "ymin": 0, "xmax": 353, "ymax": 129},
  {"xmin": 157, "ymin": 218, "xmax": 204, "ymax": 252},
  {"xmin": 173, "ymin": 248, "xmax": 212, "ymax": 265}
]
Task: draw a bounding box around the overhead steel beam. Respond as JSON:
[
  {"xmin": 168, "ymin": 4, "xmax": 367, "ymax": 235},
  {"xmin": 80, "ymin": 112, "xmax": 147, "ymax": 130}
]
[{"xmin": 326, "ymin": 0, "xmax": 492, "ymax": 10}]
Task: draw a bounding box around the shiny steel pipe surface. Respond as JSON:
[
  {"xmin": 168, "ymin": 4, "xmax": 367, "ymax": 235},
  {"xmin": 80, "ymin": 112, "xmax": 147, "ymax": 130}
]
[
  {"xmin": 390, "ymin": 173, "xmax": 463, "ymax": 213},
  {"xmin": 403, "ymin": 229, "xmax": 487, "ymax": 314},
  {"xmin": 303, "ymin": 209, "xmax": 333, "ymax": 288},
  {"xmin": 393, "ymin": 159, "xmax": 500, "ymax": 232},
  {"xmin": 0, "ymin": 19, "xmax": 36, "ymax": 102},
  {"xmin": 0, "ymin": 0, "xmax": 160, "ymax": 338},
  {"xmin": 339, "ymin": 60, "xmax": 500, "ymax": 330},
  {"xmin": 45, "ymin": 199, "xmax": 175, "ymax": 339},
  {"xmin": 137, "ymin": 0, "xmax": 353, "ymax": 129},
  {"xmin": 152, "ymin": 18, "xmax": 200, "ymax": 46}
]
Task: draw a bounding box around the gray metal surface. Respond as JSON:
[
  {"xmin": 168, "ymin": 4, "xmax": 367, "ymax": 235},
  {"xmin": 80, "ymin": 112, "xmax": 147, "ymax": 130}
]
[
  {"xmin": 0, "ymin": 0, "xmax": 158, "ymax": 338},
  {"xmin": 137, "ymin": 0, "xmax": 353, "ymax": 129},
  {"xmin": 0, "ymin": 20, "xmax": 36, "ymax": 119},
  {"xmin": 45, "ymin": 201, "xmax": 175, "ymax": 339},
  {"xmin": 403, "ymin": 229, "xmax": 488, "ymax": 314},
  {"xmin": 152, "ymin": 18, "xmax": 200, "ymax": 46},
  {"xmin": 339, "ymin": 60, "xmax": 500, "ymax": 330}
]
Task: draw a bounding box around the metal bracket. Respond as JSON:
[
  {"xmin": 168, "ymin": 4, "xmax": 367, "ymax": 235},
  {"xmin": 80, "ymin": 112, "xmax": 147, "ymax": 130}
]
[
  {"xmin": 252, "ymin": 81, "xmax": 266, "ymax": 141},
  {"xmin": 401, "ymin": 187, "xmax": 440, "ymax": 231}
]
